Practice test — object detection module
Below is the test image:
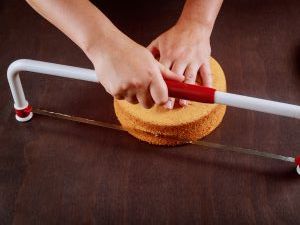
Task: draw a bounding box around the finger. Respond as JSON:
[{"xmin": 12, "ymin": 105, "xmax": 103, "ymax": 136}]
[
  {"xmin": 125, "ymin": 94, "xmax": 138, "ymax": 104},
  {"xmin": 160, "ymin": 63, "xmax": 184, "ymax": 109},
  {"xmin": 161, "ymin": 62, "xmax": 186, "ymax": 109},
  {"xmin": 183, "ymin": 63, "xmax": 199, "ymax": 84},
  {"xmin": 171, "ymin": 62, "xmax": 188, "ymax": 108},
  {"xmin": 136, "ymin": 90, "xmax": 155, "ymax": 109},
  {"xmin": 114, "ymin": 93, "xmax": 125, "ymax": 100},
  {"xmin": 159, "ymin": 63, "xmax": 184, "ymax": 82},
  {"xmin": 200, "ymin": 62, "xmax": 213, "ymax": 87},
  {"xmin": 179, "ymin": 63, "xmax": 199, "ymax": 106},
  {"xmin": 159, "ymin": 59, "xmax": 175, "ymax": 109},
  {"xmin": 159, "ymin": 57, "xmax": 172, "ymax": 69},
  {"xmin": 100, "ymin": 79, "xmax": 115, "ymax": 96},
  {"xmin": 150, "ymin": 71, "xmax": 169, "ymax": 105},
  {"xmin": 147, "ymin": 39, "xmax": 160, "ymax": 60},
  {"xmin": 164, "ymin": 97, "xmax": 175, "ymax": 109},
  {"xmin": 171, "ymin": 61, "xmax": 187, "ymax": 76}
]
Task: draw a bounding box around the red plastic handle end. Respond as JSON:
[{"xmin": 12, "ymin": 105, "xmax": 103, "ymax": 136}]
[
  {"xmin": 165, "ymin": 79, "xmax": 216, "ymax": 103},
  {"xmin": 295, "ymin": 156, "xmax": 300, "ymax": 166}
]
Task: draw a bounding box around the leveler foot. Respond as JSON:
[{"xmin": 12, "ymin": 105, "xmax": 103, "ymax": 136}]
[{"xmin": 14, "ymin": 105, "xmax": 33, "ymax": 122}]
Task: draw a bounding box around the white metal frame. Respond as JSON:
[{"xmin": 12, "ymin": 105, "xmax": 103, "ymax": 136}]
[
  {"xmin": 8, "ymin": 59, "xmax": 300, "ymax": 121},
  {"xmin": 7, "ymin": 59, "xmax": 97, "ymax": 121},
  {"xmin": 6, "ymin": 59, "xmax": 300, "ymax": 174}
]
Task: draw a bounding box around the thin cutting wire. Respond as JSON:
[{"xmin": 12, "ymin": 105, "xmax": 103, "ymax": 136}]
[{"xmin": 32, "ymin": 108, "xmax": 295, "ymax": 164}]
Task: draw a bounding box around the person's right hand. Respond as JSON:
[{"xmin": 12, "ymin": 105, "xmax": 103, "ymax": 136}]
[{"xmin": 87, "ymin": 36, "xmax": 184, "ymax": 109}]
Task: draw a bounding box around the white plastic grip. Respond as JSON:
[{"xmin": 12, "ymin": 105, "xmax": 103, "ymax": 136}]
[
  {"xmin": 214, "ymin": 91, "xmax": 300, "ymax": 119},
  {"xmin": 7, "ymin": 59, "xmax": 98, "ymax": 121}
]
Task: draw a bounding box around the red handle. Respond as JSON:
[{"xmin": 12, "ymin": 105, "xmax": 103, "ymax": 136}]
[{"xmin": 165, "ymin": 79, "xmax": 216, "ymax": 104}]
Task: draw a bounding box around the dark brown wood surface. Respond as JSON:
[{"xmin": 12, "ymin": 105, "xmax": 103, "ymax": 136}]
[{"xmin": 1, "ymin": 0, "xmax": 300, "ymax": 224}]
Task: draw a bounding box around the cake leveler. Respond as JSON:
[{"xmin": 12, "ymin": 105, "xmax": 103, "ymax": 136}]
[{"xmin": 7, "ymin": 59, "xmax": 300, "ymax": 174}]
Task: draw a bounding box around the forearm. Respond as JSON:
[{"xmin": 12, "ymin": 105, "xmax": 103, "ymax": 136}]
[
  {"xmin": 26, "ymin": 0, "xmax": 184, "ymax": 108},
  {"xmin": 177, "ymin": 0, "xmax": 223, "ymax": 34},
  {"xmin": 26, "ymin": 0, "xmax": 128, "ymax": 59}
]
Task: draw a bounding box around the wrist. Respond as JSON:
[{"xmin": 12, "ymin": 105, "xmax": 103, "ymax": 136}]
[
  {"xmin": 82, "ymin": 27, "xmax": 116, "ymax": 61},
  {"xmin": 176, "ymin": 14, "xmax": 214, "ymax": 36},
  {"xmin": 83, "ymin": 28, "xmax": 138, "ymax": 67},
  {"xmin": 175, "ymin": 19, "xmax": 212, "ymax": 39},
  {"xmin": 83, "ymin": 28, "xmax": 127, "ymax": 63}
]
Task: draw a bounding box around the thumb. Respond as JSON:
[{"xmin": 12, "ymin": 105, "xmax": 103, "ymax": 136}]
[{"xmin": 159, "ymin": 63, "xmax": 185, "ymax": 82}]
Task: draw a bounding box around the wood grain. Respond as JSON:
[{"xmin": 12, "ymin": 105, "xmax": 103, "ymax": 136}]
[{"xmin": 1, "ymin": 0, "xmax": 300, "ymax": 224}]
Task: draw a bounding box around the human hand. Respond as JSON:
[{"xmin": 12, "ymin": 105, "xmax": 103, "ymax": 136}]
[
  {"xmin": 148, "ymin": 22, "xmax": 213, "ymax": 109},
  {"xmin": 88, "ymin": 35, "xmax": 184, "ymax": 109}
]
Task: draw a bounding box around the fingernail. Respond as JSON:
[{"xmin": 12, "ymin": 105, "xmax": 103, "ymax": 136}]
[
  {"xmin": 207, "ymin": 77, "xmax": 213, "ymax": 87},
  {"xmin": 180, "ymin": 100, "xmax": 188, "ymax": 106},
  {"xmin": 164, "ymin": 101, "xmax": 171, "ymax": 109},
  {"xmin": 167, "ymin": 99, "xmax": 176, "ymax": 109},
  {"xmin": 167, "ymin": 100, "xmax": 173, "ymax": 109}
]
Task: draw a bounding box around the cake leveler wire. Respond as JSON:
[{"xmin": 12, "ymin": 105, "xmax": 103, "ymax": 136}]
[
  {"xmin": 32, "ymin": 108, "xmax": 300, "ymax": 174},
  {"xmin": 6, "ymin": 59, "xmax": 300, "ymax": 173}
]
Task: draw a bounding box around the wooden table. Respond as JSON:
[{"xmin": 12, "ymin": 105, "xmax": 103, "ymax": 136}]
[{"xmin": 1, "ymin": 0, "xmax": 300, "ymax": 224}]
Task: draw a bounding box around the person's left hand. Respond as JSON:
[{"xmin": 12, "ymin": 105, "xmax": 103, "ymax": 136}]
[{"xmin": 148, "ymin": 22, "xmax": 213, "ymax": 109}]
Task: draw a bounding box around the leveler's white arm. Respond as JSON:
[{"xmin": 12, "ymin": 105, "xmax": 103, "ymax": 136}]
[
  {"xmin": 7, "ymin": 59, "xmax": 300, "ymax": 122},
  {"xmin": 214, "ymin": 92, "xmax": 300, "ymax": 119},
  {"xmin": 7, "ymin": 59, "xmax": 98, "ymax": 122}
]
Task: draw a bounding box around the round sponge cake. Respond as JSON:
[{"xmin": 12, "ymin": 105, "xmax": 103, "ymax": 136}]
[{"xmin": 114, "ymin": 57, "xmax": 226, "ymax": 145}]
